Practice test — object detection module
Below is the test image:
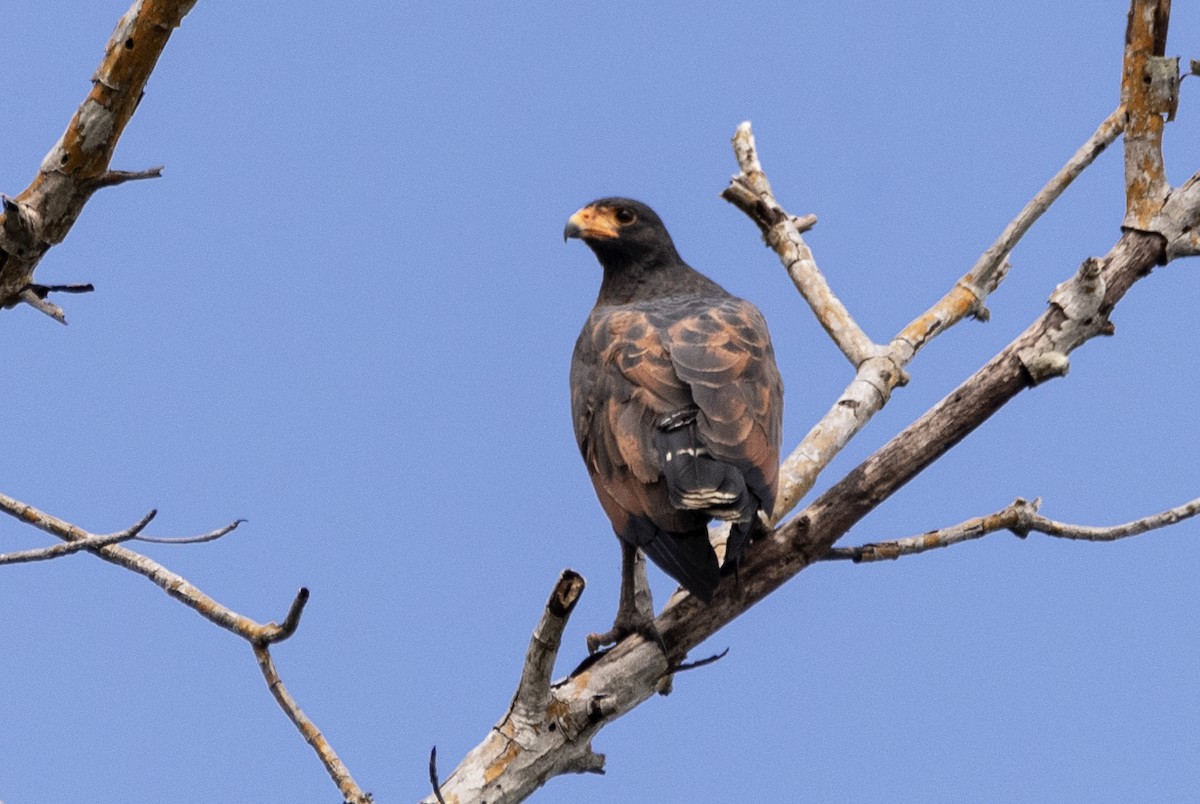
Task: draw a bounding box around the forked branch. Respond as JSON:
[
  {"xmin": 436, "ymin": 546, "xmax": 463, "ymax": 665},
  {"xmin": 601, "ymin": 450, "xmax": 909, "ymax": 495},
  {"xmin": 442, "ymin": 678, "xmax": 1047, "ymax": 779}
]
[
  {"xmin": 726, "ymin": 107, "xmax": 1126, "ymax": 522},
  {"xmin": 0, "ymin": 489, "xmax": 363, "ymax": 796},
  {"xmin": 440, "ymin": 2, "xmax": 1200, "ymax": 800}
]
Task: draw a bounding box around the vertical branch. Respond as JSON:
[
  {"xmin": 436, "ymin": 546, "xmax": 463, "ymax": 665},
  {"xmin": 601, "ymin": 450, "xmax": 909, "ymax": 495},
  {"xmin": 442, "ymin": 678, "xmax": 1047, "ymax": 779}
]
[{"xmin": 1121, "ymin": 0, "xmax": 1173, "ymax": 228}]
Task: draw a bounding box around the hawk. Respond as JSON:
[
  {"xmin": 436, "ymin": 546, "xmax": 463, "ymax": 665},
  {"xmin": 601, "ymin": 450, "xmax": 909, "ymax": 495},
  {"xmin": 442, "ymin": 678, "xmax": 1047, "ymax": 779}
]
[{"xmin": 566, "ymin": 198, "xmax": 783, "ymax": 651}]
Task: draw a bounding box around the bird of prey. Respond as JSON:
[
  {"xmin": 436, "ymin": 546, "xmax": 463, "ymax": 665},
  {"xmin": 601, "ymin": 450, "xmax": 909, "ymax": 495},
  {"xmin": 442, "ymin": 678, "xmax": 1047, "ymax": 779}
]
[{"xmin": 565, "ymin": 198, "xmax": 783, "ymax": 651}]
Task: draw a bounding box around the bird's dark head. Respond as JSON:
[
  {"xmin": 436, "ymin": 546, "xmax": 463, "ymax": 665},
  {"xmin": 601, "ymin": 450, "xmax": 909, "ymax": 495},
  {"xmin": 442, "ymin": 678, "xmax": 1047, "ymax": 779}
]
[{"xmin": 564, "ymin": 198, "xmax": 681, "ymax": 271}]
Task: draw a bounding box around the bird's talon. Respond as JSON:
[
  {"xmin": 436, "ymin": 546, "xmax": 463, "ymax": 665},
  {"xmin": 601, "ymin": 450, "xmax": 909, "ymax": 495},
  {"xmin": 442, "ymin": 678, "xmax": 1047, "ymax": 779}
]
[
  {"xmin": 586, "ymin": 630, "xmax": 617, "ymax": 655},
  {"xmin": 585, "ymin": 618, "xmax": 666, "ymax": 656}
]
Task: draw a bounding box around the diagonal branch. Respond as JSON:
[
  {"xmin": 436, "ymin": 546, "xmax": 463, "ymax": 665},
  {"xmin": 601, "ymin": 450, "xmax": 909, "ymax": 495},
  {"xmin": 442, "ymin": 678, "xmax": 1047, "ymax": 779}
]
[
  {"xmin": 0, "ymin": 508, "xmax": 155, "ymax": 565},
  {"xmin": 432, "ymin": 187, "xmax": 1176, "ymax": 804},
  {"xmin": 823, "ymin": 494, "xmax": 1200, "ymax": 562},
  {"xmin": 254, "ymin": 643, "xmax": 372, "ymax": 804},
  {"xmin": 722, "ymin": 124, "xmax": 878, "ymax": 368},
  {"xmin": 727, "ymin": 108, "xmax": 1125, "ymax": 522},
  {"xmin": 0, "ymin": 491, "xmax": 297, "ymax": 644},
  {"xmin": 0, "ymin": 0, "xmax": 196, "ymax": 319}
]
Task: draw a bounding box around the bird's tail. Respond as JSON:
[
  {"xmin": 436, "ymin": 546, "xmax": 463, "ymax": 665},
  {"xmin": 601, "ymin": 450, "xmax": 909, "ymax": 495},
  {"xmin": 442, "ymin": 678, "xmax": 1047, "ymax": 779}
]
[
  {"xmin": 626, "ymin": 518, "xmax": 720, "ymax": 602},
  {"xmin": 654, "ymin": 409, "xmax": 752, "ymax": 520}
]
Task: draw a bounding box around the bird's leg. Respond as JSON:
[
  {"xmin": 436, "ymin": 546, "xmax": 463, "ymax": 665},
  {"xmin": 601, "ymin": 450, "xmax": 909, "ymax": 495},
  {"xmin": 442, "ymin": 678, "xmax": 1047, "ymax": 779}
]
[{"xmin": 586, "ymin": 542, "xmax": 666, "ymax": 654}]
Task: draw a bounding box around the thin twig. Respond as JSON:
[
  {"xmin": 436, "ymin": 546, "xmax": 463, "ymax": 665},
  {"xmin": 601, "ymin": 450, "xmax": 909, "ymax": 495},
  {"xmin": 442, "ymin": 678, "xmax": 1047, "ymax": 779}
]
[
  {"xmin": 1029, "ymin": 496, "xmax": 1200, "ymax": 542},
  {"xmin": 429, "ymin": 747, "xmax": 447, "ymax": 804},
  {"xmin": 823, "ymin": 499, "xmax": 1035, "ymax": 562},
  {"xmin": 950, "ymin": 108, "xmax": 1124, "ymax": 326},
  {"xmin": 823, "ymin": 495, "xmax": 1200, "ymax": 562},
  {"xmin": 669, "ymin": 648, "xmax": 730, "ymax": 674},
  {"xmin": 1, "ymin": 513, "xmax": 243, "ymax": 563},
  {"xmin": 135, "ymin": 518, "xmax": 245, "ymax": 544},
  {"xmin": 264, "ymin": 588, "xmax": 311, "ymax": 645},
  {"xmin": 253, "ymin": 643, "xmax": 372, "ymax": 804},
  {"xmin": 28, "ymin": 282, "xmax": 95, "ymax": 295},
  {"xmin": 0, "ymin": 508, "xmax": 156, "ymax": 565},
  {"xmin": 85, "ymin": 166, "xmax": 164, "ymax": 190}
]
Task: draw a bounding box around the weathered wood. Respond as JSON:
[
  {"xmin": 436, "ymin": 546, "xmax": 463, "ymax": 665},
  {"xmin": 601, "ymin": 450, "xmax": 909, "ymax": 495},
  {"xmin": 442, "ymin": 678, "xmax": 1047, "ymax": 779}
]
[
  {"xmin": 0, "ymin": 0, "xmax": 196, "ymax": 320},
  {"xmin": 430, "ymin": 1, "xmax": 1196, "ymax": 795}
]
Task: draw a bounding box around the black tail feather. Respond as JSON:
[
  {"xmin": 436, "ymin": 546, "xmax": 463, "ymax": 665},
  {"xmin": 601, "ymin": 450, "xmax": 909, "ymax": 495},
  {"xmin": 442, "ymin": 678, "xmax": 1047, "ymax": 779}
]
[
  {"xmin": 627, "ymin": 518, "xmax": 720, "ymax": 602},
  {"xmin": 654, "ymin": 410, "xmax": 749, "ymax": 519}
]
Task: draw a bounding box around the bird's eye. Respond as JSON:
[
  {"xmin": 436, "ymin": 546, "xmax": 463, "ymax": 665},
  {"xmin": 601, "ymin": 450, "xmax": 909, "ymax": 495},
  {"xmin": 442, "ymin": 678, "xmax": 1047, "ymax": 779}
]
[{"xmin": 614, "ymin": 207, "xmax": 637, "ymax": 225}]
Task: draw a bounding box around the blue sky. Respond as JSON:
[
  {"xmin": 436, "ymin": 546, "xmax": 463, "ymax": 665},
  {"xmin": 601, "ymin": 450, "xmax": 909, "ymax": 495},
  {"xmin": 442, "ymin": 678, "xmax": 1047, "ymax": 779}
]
[{"xmin": 3, "ymin": 2, "xmax": 1199, "ymax": 802}]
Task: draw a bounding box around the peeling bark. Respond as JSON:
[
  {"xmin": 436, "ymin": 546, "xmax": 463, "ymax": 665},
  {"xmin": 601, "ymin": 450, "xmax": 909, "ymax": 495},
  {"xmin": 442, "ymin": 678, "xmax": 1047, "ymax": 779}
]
[
  {"xmin": 0, "ymin": 0, "xmax": 197, "ymax": 321},
  {"xmin": 430, "ymin": 2, "xmax": 1198, "ymax": 799}
]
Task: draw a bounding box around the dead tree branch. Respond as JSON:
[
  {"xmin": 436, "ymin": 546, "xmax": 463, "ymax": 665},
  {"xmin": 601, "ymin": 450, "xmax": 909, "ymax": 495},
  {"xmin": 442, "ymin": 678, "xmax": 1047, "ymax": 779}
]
[
  {"xmin": 2, "ymin": 3, "xmax": 374, "ymax": 800},
  {"xmin": 0, "ymin": 0, "xmax": 193, "ymax": 322},
  {"xmin": 0, "ymin": 508, "xmax": 155, "ymax": 565},
  {"xmin": 429, "ymin": 571, "xmax": 603, "ymax": 804},
  {"xmin": 254, "ymin": 642, "xmax": 373, "ymax": 804},
  {"xmin": 434, "ymin": 2, "xmax": 1199, "ymax": 799},
  {"xmin": 727, "ymin": 107, "xmax": 1125, "ymax": 523},
  {"xmin": 722, "ymin": 128, "xmax": 875, "ymax": 367},
  {"xmin": 134, "ymin": 519, "xmax": 246, "ymax": 544},
  {"xmin": 824, "ymin": 495, "xmax": 1200, "ymax": 562},
  {"xmin": 0, "ymin": 489, "xmax": 369, "ymax": 799},
  {"xmin": 0, "ymin": 492, "xmax": 295, "ymax": 643}
]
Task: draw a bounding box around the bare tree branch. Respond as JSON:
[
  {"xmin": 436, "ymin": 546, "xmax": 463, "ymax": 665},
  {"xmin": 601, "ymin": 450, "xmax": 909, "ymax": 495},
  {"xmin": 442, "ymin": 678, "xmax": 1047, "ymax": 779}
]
[
  {"xmin": 430, "ymin": 747, "xmax": 448, "ymax": 804},
  {"xmin": 254, "ymin": 642, "xmax": 372, "ymax": 804},
  {"xmin": 134, "ymin": 518, "xmax": 245, "ymax": 544},
  {"xmin": 436, "ymin": 3, "xmax": 1200, "ymax": 798},
  {"xmin": 0, "ymin": 511, "xmax": 243, "ymax": 563},
  {"xmin": 1027, "ymin": 496, "xmax": 1200, "ymax": 541},
  {"xmin": 0, "ymin": 3, "xmax": 380, "ymax": 801},
  {"xmin": 0, "ymin": 489, "xmax": 369, "ymax": 798},
  {"xmin": 431, "ymin": 180, "xmax": 1178, "ymax": 804},
  {"xmin": 1122, "ymin": 0, "xmax": 1174, "ymax": 228},
  {"xmin": 722, "ymin": 124, "xmax": 876, "ymax": 368},
  {"xmin": 0, "ymin": 0, "xmax": 196, "ymax": 319},
  {"xmin": 10, "ymin": 1, "xmax": 1197, "ymax": 801},
  {"xmin": 726, "ymin": 106, "xmax": 1125, "ymax": 524},
  {"xmin": 84, "ymin": 166, "xmax": 164, "ymax": 191},
  {"xmin": 0, "ymin": 492, "xmax": 296, "ymax": 643},
  {"xmin": 17, "ymin": 287, "xmax": 69, "ymax": 324},
  {"xmin": 429, "ymin": 571, "xmax": 604, "ymax": 803},
  {"xmin": 824, "ymin": 494, "xmax": 1200, "ymax": 562},
  {"xmin": 0, "ymin": 508, "xmax": 155, "ymax": 565}
]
